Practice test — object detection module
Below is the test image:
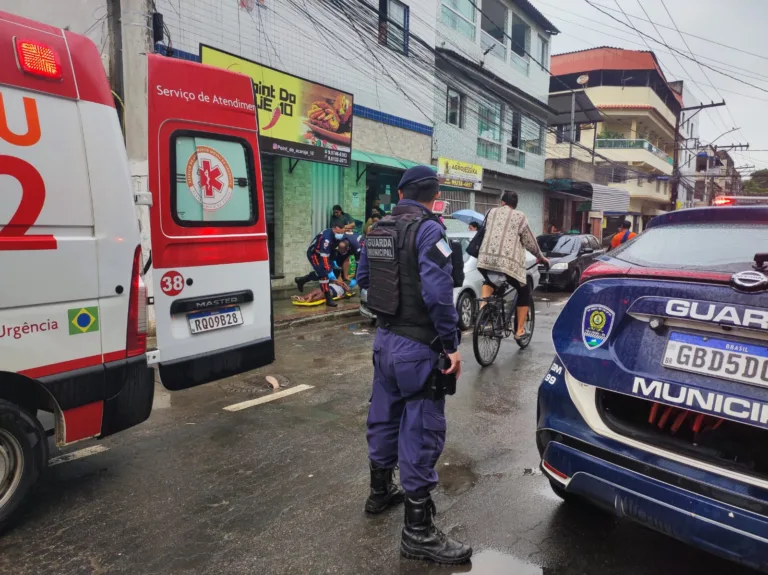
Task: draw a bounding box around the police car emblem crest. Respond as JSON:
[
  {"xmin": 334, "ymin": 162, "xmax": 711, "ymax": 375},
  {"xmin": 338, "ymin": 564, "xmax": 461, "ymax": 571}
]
[
  {"xmin": 582, "ymin": 304, "xmax": 615, "ymax": 350},
  {"xmin": 731, "ymin": 270, "xmax": 768, "ymax": 292}
]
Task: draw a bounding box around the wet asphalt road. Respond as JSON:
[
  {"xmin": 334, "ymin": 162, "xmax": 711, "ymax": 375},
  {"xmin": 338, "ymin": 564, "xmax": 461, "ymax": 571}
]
[{"xmin": 0, "ymin": 292, "xmax": 760, "ymax": 575}]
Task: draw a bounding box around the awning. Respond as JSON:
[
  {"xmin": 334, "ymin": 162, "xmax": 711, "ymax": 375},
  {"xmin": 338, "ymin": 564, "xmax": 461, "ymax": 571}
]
[
  {"xmin": 548, "ymin": 91, "xmax": 603, "ymax": 124},
  {"xmin": 351, "ymin": 151, "xmax": 436, "ymax": 171}
]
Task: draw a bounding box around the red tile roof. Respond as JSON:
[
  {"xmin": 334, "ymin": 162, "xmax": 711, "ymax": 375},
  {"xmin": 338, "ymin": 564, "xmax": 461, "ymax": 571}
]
[{"xmin": 551, "ymin": 47, "xmax": 683, "ymax": 104}]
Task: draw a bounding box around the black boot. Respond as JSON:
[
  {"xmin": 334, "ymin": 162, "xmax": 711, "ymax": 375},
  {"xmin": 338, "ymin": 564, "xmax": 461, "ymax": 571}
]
[
  {"xmin": 365, "ymin": 463, "xmax": 405, "ymax": 514},
  {"xmin": 324, "ymin": 290, "xmax": 338, "ymax": 307},
  {"xmin": 401, "ymin": 495, "xmax": 472, "ymax": 565},
  {"xmin": 295, "ymin": 275, "xmax": 308, "ymax": 293}
]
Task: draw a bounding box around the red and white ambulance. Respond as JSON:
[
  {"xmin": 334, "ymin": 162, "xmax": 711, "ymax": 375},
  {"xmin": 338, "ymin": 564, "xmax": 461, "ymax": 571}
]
[{"xmin": 0, "ymin": 12, "xmax": 273, "ymax": 528}]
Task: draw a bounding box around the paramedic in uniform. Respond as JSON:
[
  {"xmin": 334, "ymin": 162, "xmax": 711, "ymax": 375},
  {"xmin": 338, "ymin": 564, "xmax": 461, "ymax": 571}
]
[
  {"xmin": 294, "ymin": 224, "xmax": 347, "ymax": 307},
  {"xmin": 356, "ymin": 165, "xmax": 472, "ymax": 565}
]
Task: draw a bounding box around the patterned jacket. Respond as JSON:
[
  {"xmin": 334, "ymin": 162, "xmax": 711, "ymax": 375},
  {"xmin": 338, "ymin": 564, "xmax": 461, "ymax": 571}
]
[{"xmin": 477, "ymin": 206, "xmax": 543, "ymax": 284}]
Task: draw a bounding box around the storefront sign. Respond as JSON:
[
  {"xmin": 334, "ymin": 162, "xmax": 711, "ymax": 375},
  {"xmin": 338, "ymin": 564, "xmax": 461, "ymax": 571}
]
[
  {"xmin": 201, "ymin": 45, "xmax": 353, "ymax": 167},
  {"xmin": 437, "ymin": 157, "xmax": 483, "ymax": 191}
]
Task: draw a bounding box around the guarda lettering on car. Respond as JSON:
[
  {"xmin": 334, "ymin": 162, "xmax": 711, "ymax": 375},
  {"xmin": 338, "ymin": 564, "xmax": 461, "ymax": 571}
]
[
  {"xmin": 0, "ymin": 320, "xmax": 59, "ymax": 340},
  {"xmin": 195, "ymin": 297, "xmax": 239, "ymax": 309},
  {"xmin": 665, "ymin": 299, "xmax": 768, "ymax": 330},
  {"xmin": 632, "ymin": 377, "xmax": 768, "ymax": 428}
]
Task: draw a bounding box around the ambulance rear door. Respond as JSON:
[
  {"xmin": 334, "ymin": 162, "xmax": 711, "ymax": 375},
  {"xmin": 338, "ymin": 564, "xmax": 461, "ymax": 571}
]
[{"xmin": 147, "ymin": 54, "xmax": 273, "ymax": 391}]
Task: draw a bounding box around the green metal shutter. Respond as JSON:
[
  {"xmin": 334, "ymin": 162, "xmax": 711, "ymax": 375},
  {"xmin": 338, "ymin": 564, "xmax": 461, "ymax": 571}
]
[
  {"xmin": 311, "ymin": 163, "xmax": 343, "ymax": 236},
  {"xmin": 260, "ymin": 154, "xmax": 275, "ymax": 224}
]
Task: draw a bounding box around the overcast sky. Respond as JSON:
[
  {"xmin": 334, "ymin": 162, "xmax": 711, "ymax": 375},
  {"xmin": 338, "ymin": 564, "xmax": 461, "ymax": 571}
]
[{"xmin": 530, "ymin": 0, "xmax": 768, "ymax": 174}]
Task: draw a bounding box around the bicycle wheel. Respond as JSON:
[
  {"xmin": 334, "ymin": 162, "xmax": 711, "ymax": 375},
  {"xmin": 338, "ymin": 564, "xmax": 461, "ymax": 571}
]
[
  {"xmin": 514, "ymin": 299, "xmax": 536, "ymax": 349},
  {"xmin": 473, "ymin": 304, "xmax": 502, "ymax": 366}
]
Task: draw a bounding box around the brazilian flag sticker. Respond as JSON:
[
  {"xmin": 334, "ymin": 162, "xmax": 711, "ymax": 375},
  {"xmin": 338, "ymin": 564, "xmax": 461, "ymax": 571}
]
[{"xmin": 68, "ymin": 307, "xmax": 100, "ymax": 335}]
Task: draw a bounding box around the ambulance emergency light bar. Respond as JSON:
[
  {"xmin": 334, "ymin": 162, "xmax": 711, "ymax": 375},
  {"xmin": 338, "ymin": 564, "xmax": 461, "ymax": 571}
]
[{"xmin": 14, "ymin": 38, "xmax": 62, "ymax": 80}]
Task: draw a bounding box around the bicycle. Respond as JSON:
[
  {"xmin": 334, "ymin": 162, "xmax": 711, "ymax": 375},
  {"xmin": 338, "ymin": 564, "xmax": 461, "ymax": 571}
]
[{"xmin": 472, "ymin": 274, "xmax": 535, "ymax": 367}]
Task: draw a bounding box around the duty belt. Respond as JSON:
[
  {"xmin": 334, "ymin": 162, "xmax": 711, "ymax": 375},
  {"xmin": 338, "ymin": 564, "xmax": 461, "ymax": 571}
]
[{"xmin": 377, "ymin": 320, "xmax": 439, "ymax": 349}]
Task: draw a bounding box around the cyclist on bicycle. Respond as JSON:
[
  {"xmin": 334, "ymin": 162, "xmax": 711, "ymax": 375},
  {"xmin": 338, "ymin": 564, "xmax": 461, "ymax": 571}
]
[{"xmin": 476, "ymin": 191, "xmax": 549, "ymax": 341}]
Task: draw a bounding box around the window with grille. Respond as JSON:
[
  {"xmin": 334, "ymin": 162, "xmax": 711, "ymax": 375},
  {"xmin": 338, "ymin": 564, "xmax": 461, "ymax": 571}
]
[
  {"xmin": 379, "ymin": 0, "xmax": 409, "ymax": 55},
  {"xmin": 446, "ymin": 88, "xmax": 464, "ymax": 128}
]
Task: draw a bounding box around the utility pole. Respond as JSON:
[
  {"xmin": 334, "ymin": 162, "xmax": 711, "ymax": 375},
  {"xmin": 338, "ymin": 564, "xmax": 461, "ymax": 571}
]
[
  {"xmin": 569, "ymin": 91, "xmax": 576, "ymax": 159},
  {"xmin": 671, "ymin": 101, "xmax": 726, "ymax": 209}
]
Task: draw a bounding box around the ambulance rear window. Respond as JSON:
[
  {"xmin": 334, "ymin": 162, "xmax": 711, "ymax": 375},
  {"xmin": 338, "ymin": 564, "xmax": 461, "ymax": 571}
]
[{"xmin": 172, "ymin": 132, "xmax": 257, "ymax": 226}]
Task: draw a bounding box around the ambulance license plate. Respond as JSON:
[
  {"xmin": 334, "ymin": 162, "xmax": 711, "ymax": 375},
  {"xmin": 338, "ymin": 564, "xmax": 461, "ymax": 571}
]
[
  {"xmin": 662, "ymin": 332, "xmax": 768, "ymax": 387},
  {"xmin": 187, "ymin": 306, "xmax": 243, "ymax": 334}
]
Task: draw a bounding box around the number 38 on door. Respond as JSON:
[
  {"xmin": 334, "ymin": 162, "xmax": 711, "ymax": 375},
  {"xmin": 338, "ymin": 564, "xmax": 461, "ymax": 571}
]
[{"xmin": 160, "ymin": 270, "xmax": 185, "ymax": 296}]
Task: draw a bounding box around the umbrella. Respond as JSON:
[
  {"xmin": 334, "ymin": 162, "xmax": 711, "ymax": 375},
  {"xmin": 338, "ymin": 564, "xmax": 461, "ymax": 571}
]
[{"xmin": 451, "ymin": 209, "xmax": 484, "ymax": 225}]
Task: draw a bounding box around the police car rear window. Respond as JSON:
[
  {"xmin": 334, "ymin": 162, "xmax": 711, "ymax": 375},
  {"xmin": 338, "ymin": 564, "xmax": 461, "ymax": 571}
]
[{"xmin": 612, "ymin": 223, "xmax": 768, "ymax": 272}]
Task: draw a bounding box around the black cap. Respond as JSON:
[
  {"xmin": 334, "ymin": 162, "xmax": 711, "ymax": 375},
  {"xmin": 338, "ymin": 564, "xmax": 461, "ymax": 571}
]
[{"xmin": 398, "ymin": 165, "xmax": 438, "ymax": 190}]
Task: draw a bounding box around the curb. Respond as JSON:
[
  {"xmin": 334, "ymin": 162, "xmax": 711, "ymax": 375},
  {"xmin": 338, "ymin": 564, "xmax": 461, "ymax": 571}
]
[{"xmin": 274, "ymin": 308, "xmax": 360, "ymax": 331}]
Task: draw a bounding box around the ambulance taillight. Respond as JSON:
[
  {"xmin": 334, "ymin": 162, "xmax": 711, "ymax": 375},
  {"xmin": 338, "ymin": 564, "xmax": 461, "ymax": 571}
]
[
  {"xmin": 126, "ymin": 246, "xmax": 148, "ymax": 357},
  {"xmin": 14, "ymin": 38, "xmax": 62, "ymax": 80}
]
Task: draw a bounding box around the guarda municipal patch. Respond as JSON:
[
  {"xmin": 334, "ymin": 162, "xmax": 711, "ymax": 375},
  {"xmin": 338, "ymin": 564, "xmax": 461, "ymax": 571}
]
[
  {"xmin": 366, "ymin": 236, "xmax": 395, "ymax": 260},
  {"xmin": 582, "ymin": 304, "xmax": 614, "ymax": 350}
]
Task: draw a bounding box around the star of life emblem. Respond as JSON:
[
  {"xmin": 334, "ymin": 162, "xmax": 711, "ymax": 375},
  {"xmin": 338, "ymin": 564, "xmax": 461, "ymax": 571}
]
[{"xmin": 185, "ymin": 146, "xmax": 234, "ymax": 211}]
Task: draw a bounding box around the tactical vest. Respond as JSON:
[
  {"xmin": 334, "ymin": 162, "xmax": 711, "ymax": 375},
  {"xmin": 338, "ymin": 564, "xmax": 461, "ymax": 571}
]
[{"xmin": 366, "ymin": 204, "xmax": 441, "ymax": 344}]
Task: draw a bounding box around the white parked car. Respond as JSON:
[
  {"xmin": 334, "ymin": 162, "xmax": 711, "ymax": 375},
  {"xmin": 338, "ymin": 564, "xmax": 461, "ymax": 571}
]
[{"xmin": 360, "ymin": 230, "xmax": 540, "ymax": 330}]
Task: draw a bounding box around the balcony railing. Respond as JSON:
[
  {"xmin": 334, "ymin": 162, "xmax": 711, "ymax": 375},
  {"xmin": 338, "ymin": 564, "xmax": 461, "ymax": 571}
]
[
  {"xmin": 596, "ymin": 139, "xmax": 673, "ymax": 166},
  {"xmin": 481, "ymin": 31, "xmax": 506, "ymax": 61}
]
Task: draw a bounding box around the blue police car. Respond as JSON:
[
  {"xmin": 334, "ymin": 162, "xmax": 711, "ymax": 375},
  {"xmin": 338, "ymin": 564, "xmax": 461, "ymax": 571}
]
[{"xmin": 537, "ymin": 205, "xmax": 768, "ymax": 570}]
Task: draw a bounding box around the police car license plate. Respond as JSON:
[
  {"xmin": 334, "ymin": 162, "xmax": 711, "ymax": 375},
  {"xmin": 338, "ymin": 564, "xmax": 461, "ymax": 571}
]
[
  {"xmin": 662, "ymin": 332, "xmax": 768, "ymax": 387},
  {"xmin": 187, "ymin": 306, "xmax": 243, "ymax": 334}
]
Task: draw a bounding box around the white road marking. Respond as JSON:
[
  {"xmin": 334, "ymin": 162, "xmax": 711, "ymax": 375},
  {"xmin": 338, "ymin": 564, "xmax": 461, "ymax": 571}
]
[
  {"xmin": 49, "ymin": 445, "xmax": 109, "ymax": 467},
  {"xmin": 223, "ymin": 384, "xmax": 314, "ymax": 412}
]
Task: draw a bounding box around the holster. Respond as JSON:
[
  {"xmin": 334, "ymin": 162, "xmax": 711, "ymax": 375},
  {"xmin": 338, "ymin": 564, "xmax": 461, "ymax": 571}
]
[{"xmin": 404, "ymin": 370, "xmax": 456, "ymax": 402}]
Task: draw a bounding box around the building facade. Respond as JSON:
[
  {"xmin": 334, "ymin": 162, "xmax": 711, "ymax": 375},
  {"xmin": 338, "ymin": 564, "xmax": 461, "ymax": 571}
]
[
  {"xmin": 151, "ymin": 0, "xmax": 442, "ymax": 292},
  {"xmin": 690, "ymin": 146, "xmax": 741, "ymax": 204},
  {"xmin": 431, "ymin": 0, "xmax": 558, "ymax": 235},
  {"xmin": 548, "ymin": 47, "xmax": 682, "ymax": 233}
]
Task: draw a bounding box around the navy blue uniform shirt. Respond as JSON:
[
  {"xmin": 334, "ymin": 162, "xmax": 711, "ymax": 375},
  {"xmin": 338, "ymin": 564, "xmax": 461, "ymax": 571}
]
[
  {"xmin": 334, "ymin": 234, "xmax": 363, "ymax": 265},
  {"xmin": 357, "ymin": 199, "xmax": 459, "ymax": 353},
  {"xmin": 308, "ymin": 229, "xmax": 341, "ymax": 273}
]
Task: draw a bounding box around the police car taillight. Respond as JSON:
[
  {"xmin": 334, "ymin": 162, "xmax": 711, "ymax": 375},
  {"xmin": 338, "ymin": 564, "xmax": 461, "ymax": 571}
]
[
  {"xmin": 712, "ymin": 196, "xmax": 735, "ymax": 206},
  {"xmin": 127, "ymin": 245, "xmax": 148, "ymax": 358},
  {"xmin": 15, "ymin": 38, "xmax": 62, "ymax": 80}
]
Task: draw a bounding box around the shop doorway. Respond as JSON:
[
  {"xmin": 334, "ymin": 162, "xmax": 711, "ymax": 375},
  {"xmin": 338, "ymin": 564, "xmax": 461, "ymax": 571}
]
[
  {"xmin": 548, "ymin": 197, "xmax": 565, "ymax": 232},
  {"xmin": 365, "ymin": 166, "xmax": 404, "ymax": 217},
  {"xmin": 311, "ymin": 163, "xmax": 343, "ymax": 236}
]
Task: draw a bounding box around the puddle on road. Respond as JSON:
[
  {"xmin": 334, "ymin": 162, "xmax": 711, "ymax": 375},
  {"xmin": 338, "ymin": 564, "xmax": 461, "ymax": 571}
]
[
  {"xmin": 439, "ymin": 462, "xmax": 478, "ymax": 496},
  {"xmin": 400, "ymin": 550, "xmax": 542, "ymax": 574}
]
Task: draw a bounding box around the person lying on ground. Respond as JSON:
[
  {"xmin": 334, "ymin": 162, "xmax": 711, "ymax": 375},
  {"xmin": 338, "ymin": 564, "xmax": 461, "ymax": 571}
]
[{"xmin": 291, "ymin": 279, "xmax": 351, "ymax": 304}]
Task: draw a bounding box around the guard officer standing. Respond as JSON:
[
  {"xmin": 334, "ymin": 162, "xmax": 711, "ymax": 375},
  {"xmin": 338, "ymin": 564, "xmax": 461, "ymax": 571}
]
[{"xmin": 356, "ymin": 165, "xmax": 472, "ymax": 565}]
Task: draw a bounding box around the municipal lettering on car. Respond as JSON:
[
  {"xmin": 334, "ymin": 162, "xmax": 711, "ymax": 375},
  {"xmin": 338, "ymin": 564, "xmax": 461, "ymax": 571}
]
[{"xmin": 632, "ymin": 376, "xmax": 768, "ymax": 427}]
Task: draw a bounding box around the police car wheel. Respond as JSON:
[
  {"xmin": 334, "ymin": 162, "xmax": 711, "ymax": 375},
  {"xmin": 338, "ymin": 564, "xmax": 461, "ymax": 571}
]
[
  {"xmin": 456, "ymin": 291, "xmax": 475, "ymax": 330},
  {"xmin": 0, "ymin": 400, "xmax": 47, "ymax": 532}
]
